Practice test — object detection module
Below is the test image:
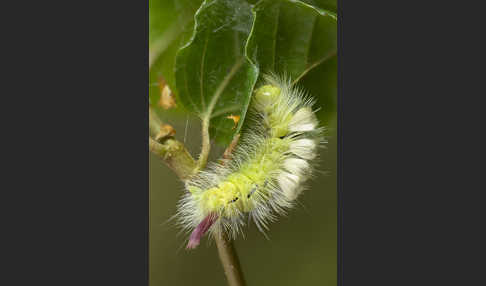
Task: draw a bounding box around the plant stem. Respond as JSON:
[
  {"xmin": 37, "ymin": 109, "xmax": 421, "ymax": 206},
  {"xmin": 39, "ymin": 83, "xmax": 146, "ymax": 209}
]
[
  {"xmin": 197, "ymin": 121, "xmax": 246, "ymax": 285},
  {"xmin": 215, "ymin": 233, "xmax": 246, "ymax": 286},
  {"xmin": 149, "ymin": 107, "xmax": 163, "ymax": 138},
  {"xmin": 197, "ymin": 116, "xmax": 211, "ymax": 171},
  {"xmin": 149, "ymin": 137, "xmax": 196, "ymax": 181},
  {"xmin": 150, "ymin": 108, "xmax": 246, "ymax": 286},
  {"xmin": 149, "ymin": 107, "xmax": 196, "ymax": 180}
]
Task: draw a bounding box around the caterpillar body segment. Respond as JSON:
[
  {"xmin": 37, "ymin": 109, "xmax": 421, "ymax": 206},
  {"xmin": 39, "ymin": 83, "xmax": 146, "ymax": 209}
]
[{"xmin": 177, "ymin": 74, "xmax": 324, "ymax": 249}]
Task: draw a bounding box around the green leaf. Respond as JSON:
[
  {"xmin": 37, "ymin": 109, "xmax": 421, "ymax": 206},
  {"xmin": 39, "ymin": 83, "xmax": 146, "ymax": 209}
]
[
  {"xmin": 299, "ymin": 0, "xmax": 337, "ymax": 14},
  {"xmin": 149, "ymin": 21, "xmax": 195, "ymax": 110},
  {"xmin": 149, "ymin": 0, "xmax": 203, "ymax": 110},
  {"xmin": 246, "ymin": 0, "xmax": 337, "ymax": 122},
  {"xmin": 149, "ymin": 0, "xmax": 177, "ymax": 47},
  {"xmin": 175, "ymin": 0, "xmax": 259, "ymax": 145},
  {"xmin": 300, "ymin": 53, "xmax": 337, "ymax": 124},
  {"xmin": 247, "ymin": 0, "xmax": 336, "ymax": 81},
  {"xmin": 149, "ymin": 0, "xmax": 202, "ymax": 48}
]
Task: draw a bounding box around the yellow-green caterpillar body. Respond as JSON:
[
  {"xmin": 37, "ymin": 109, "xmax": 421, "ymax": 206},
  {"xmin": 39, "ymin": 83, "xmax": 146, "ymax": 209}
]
[{"xmin": 178, "ymin": 74, "xmax": 324, "ymax": 249}]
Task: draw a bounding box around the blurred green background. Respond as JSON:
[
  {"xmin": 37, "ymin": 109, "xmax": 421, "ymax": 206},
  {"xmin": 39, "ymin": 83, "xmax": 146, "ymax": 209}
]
[
  {"xmin": 149, "ymin": 115, "xmax": 336, "ymax": 286},
  {"xmin": 150, "ymin": 0, "xmax": 336, "ymax": 284}
]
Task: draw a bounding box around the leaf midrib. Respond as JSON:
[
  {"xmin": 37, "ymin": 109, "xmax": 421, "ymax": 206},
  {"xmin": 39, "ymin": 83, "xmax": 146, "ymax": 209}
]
[{"xmin": 203, "ymin": 57, "xmax": 245, "ymax": 120}]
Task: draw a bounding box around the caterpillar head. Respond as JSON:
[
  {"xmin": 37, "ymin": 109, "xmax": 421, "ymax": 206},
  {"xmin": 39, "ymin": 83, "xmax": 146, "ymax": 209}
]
[
  {"xmin": 254, "ymin": 84, "xmax": 290, "ymax": 137},
  {"xmin": 254, "ymin": 84, "xmax": 281, "ymax": 112}
]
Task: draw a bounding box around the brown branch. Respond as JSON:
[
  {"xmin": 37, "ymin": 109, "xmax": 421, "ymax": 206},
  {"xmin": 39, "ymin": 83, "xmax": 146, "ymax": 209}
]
[
  {"xmin": 215, "ymin": 233, "xmax": 246, "ymax": 286},
  {"xmin": 149, "ymin": 137, "xmax": 196, "ymax": 181},
  {"xmin": 149, "ymin": 107, "xmax": 196, "ymax": 181}
]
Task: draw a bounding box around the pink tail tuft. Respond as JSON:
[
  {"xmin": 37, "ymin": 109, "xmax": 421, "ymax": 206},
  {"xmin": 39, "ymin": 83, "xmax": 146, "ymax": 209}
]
[{"xmin": 186, "ymin": 213, "xmax": 218, "ymax": 249}]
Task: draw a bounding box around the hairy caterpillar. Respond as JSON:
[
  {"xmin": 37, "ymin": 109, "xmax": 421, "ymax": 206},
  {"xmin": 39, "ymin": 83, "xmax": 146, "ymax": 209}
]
[{"xmin": 177, "ymin": 74, "xmax": 324, "ymax": 249}]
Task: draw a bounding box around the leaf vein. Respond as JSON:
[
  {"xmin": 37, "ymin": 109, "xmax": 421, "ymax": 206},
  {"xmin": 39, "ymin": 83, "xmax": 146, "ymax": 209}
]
[
  {"xmin": 292, "ymin": 51, "xmax": 336, "ymax": 85},
  {"xmin": 200, "ymin": 34, "xmax": 209, "ymax": 110},
  {"xmin": 204, "ymin": 58, "xmax": 245, "ymax": 118}
]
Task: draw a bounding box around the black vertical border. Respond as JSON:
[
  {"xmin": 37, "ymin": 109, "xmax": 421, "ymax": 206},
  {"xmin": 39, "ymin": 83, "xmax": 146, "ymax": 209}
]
[
  {"xmin": 336, "ymin": 0, "xmax": 343, "ymax": 283},
  {"xmin": 7, "ymin": 0, "xmax": 483, "ymax": 284},
  {"xmin": 5, "ymin": 0, "xmax": 150, "ymax": 284},
  {"xmin": 337, "ymin": 0, "xmax": 485, "ymax": 285}
]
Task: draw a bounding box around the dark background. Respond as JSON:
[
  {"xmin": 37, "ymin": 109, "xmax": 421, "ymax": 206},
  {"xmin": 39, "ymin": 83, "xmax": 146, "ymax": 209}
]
[{"xmin": 3, "ymin": 0, "xmax": 485, "ymax": 285}]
